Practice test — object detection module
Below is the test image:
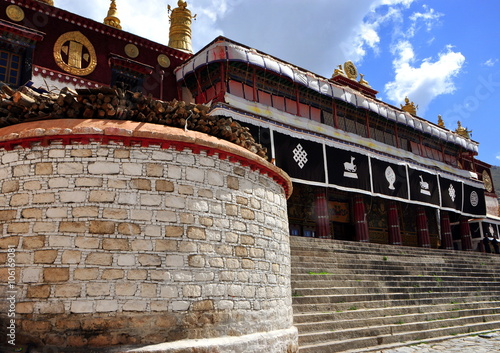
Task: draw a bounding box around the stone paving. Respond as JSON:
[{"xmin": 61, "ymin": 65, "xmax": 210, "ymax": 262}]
[{"xmin": 377, "ymin": 331, "xmax": 500, "ymax": 352}]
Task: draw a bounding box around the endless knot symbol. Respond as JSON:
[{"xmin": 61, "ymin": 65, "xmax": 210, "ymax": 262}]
[{"xmin": 292, "ymin": 143, "xmax": 308, "ymax": 169}]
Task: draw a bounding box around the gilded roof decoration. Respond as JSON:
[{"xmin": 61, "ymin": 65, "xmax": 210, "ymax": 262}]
[
  {"xmin": 168, "ymin": 0, "xmax": 196, "ymax": 53},
  {"xmin": 104, "ymin": 0, "xmax": 122, "ymax": 30},
  {"xmin": 401, "ymin": 97, "xmax": 418, "ymax": 116},
  {"xmin": 53, "ymin": 31, "xmax": 97, "ymax": 76}
]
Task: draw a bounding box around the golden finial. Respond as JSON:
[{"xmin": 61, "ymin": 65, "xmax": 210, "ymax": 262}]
[
  {"xmin": 104, "ymin": 0, "xmax": 122, "ymax": 30},
  {"xmin": 359, "ymin": 73, "xmax": 371, "ymax": 87},
  {"xmin": 455, "ymin": 121, "xmax": 472, "ymax": 139},
  {"xmin": 332, "ymin": 64, "xmax": 346, "ymax": 78},
  {"xmin": 37, "ymin": 0, "xmax": 54, "ymax": 5},
  {"xmin": 168, "ymin": 0, "xmax": 196, "ymax": 53},
  {"xmin": 437, "ymin": 115, "xmax": 445, "ymax": 128},
  {"xmin": 400, "ymin": 96, "xmax": 418, "ymax": 116}
]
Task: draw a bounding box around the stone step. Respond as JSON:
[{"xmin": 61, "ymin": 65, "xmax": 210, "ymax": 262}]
[
  {"xmin": 298, "ymin": 320, "xmax": 500, "ymax": 353},
  {"xmin": 291, "ymin": 278, "xmax": 500, "ymax": 288},
  {"xmin": 298, "ymin": 314, "xmax": 500, "ymax": 346},
  {"xmin": 293, "ymin": 301, "xmax": 500, "ymax": 324},
  {"xmin": 292, "ymin": 296, "xmax": 500, "ymax": 313},
  {"xmin": 290, "ymin": 273, "xmax": 499, "ymax": 282},
  {"xmin": 295, "ymin": 307, "xmax": 500, "ymax": 333}
]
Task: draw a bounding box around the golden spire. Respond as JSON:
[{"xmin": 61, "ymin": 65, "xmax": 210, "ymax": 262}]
[
  {"xmin": 104, "ymin": 0, "xmax": 122, "ymax": 30},
  {"xmin": 400, "ymin": 96, "xmax": 418, "ymax": 116},
  {"xmin": 37, "ymin": 0, "xmax": 54, "ymax": 5},
  {"xmin": 437, "ymin": 115, "xmax": 445, "ymax": 128},
  {"xmin": 455, "ymin": 121, "xmax": 472, "ymax": 139},
  {"xmin": 168, "ymin": 0, "xmax": 196, "ymax": 53}
]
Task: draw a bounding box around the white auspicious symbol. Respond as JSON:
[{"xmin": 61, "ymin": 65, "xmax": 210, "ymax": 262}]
[
  {"xmin": 448, "ymin": 183, "xmax": 456, "ymax": 202},
  {"xmin": 419, "ymin": 175, "xmax": 431, "ymax": 196},
  {"xmin": 343, "ymin": 156, "xmax": 358, "ymax": 179},
  {"xmin": 470, "ymin": 191, "xmax": 479, "ymax": 207},
  {"xmin": 489, "ymin": 224, "xmax": 495, "ymax": 236},
  {"xmin": 292, "ymin": 143, "xmax": 308, "ymax": 169},
  {"xmin": 385, "ymin": 166, "xmax": 396, "ymax": 190}
]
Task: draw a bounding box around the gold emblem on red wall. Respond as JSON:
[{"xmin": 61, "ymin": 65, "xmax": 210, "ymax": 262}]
[{"xmin": 53, "ymin": 31, "xmax": 97, "ymax": 76}]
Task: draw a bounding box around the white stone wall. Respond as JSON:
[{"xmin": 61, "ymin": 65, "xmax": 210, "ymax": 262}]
[{"xmin": 0, "ymin": 123, "xmax": 296, "ymax": 352}]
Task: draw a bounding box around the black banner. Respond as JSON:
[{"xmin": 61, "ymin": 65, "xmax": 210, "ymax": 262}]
[
  {"xmin": 408, "ymin": 168, "xmax": 440, "ymax": 206},
  {"xmin": 439, "ymin": 176, "xmax": 463, "ymax": 212},
  {"xmin": 371, "ymin": 158, "xmax": 408, "ymax": 199},
  {"xmin": 326, "ymin": 146, "xmax": 370, "ymax": 191},
  {"xmin": 273, "ymin": 132, "xmax": 325, "ymax": 182},
  {"xmin": 463, "ymin": 184, "xmax": 486, "ymax": 216},
  {"xmin": 482, "ymin": 222, "xmax": 499, "ymax": 238}
]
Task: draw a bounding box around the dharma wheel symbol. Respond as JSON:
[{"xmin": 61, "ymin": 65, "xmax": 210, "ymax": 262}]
[{"xmin": 470, "ymin": 191, "xmax": 479, "ymax": 207}]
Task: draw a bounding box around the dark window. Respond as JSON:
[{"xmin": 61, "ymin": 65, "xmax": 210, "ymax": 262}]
[{"xmin": 0, "ymin": 50, "xmax": 22, "ymax": 86}]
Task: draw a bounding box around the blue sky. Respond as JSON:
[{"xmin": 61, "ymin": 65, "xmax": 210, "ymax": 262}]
[{"xmin": 57, "ymin": 0, "xmax": 500, "ymax": 166}]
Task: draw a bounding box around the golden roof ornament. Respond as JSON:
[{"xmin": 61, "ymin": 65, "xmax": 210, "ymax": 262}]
[
  {"xmin": 37, "ymin": 0, "xmax": 54, "ymax": 5},
  {"xmin": 437, "ymin": 114, "xmax": 445, "ymax": 128},
  {"xmin": 332, "ymin": 65, "xmax": 346, "ymax": 78},
  {"xmin": 455, "ymin": 121, "xmax": 472, "ymax": 139},
  {"xmin": 359, "ymin": 73, "xmax": 371, "ymax": 87},
  {"xmin": 168, "ymin": 0, "xmax": 196, "ymax": 53},
  {"xmin": 400, "ymin": 96, "xmax": 418, "ymax": 116},
  {"xmin": 104, "ymin": 0, "xmax": 122, "ymax": 30}
]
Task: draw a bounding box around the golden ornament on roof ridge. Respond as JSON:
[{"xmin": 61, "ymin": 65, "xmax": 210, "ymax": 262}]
[
  {"xmin": 104, "ymin": 0, "xmax": 122, "ymax": 30},
  {"xmin": 168, "ymin": 0, "xmax": 196, "ymax": 54}
]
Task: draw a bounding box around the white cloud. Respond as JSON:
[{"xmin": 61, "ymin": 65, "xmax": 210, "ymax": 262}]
[
  {"xmin": 483, "ymin": 58, "xmax": 498, "ymax": 67},
  {"xmin": 407, "ymin": 4, "xmax": 443, "ymax": 38},
  {"xmin": 385, "ymin": 41, "xmax": 465, "ymax": 113}
]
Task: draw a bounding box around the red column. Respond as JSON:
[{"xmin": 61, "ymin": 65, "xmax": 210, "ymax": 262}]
[
  {"xmin": 460, "ymin": 217, "xmax": 473, "ymax": 251},
  {"xmin": 387, "ymin": 201, "xmax": 402, "ymax": 245},
  {"xmin": 315, "ymin": 191, "xmax": 330, "ymax": 238},
  {"xmin": 440, "ymin": 212, "xmax": 454, "ymax": 250},
  {"xmin": 416, "ymin": 207, "xmax": 431, "ymax": 248},
  {"xmin": 353, "ymin": 195, "xmax": 369, "ymax": 242}
]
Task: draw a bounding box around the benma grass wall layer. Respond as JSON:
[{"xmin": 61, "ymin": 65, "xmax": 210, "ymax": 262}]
[{"xmin": 0, "ymin": 119, "xmax": 297, "ymax": 353}]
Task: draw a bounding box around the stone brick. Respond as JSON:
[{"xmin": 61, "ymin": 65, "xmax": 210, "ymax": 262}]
[
  {"xmin": 48, "ymin": 149, "xmax": 65, "ymax": 158},
  {"xmin": 22, "ymin": 235, "xmax": 45, "ymax": 249},
  {"xmin": 46, "ymin": 207, "xmax": 68, "ymax": 218},
  {"xmin": 48, "ymin": 177, "xmax": 69, "ymax": 188},
  {"xmin": 227, "ymin": 175, "xmax": 239, "ymax": 190},
  {"xmin": 89, "ymin": 221, "xmax": 115, "ymax": 234},
  {"xmin": 43, "ymin": 268, "xmax": 69, "ymax": 282},
  {"xmin": 27, "ymin": 285, "xmax": 50, "ymax": 298},
  {"xmin": 131, "ymin": 240, "xmax": 153, "ymax": 251},
  {"xmin": 183, "ymin": 285, "xmax": 201, "ymax": 297},
  {"xmin": 102, "ymin": 269, "xmax": 124, "ymax": 280},
  {"xmin": 186, "ymin": 167, "xmax": 205, "ymax": 182},
  {"xmin": 102, "ymin": 238, "xmax": 129, "ymax": 250},
  {"xmin": 192, "ymin": 300, "xmax": 214, "ymax": 311},
  {"xmin": 0, "ymin": 210, "xmax": 16, "ymax": 221},
  {"xmin": 123, "ymin": 163, "xmax": 143, "ymax": 175},
  {"xmin": 160, "ymin": 286, "xmax": 178, "ymax": 298},
  {"xmin": 33, "ymin": 193, "xmax": 55, "ymax": 204},
  {"xmin": 138, "ymin": 254, "xmax": 161, "ymax": 266},
  {"xmin": 187, "ymin": 227, "xmax": 206, "ymax": 240},
  {"xmin": 108, "ymin": 179, "xmax": 128, "ymax": 189},
  {"xmin": 21, "ymin": 208, "xmax": 42, "ymax": 219},
  {"xmin": 226, "ymin": 258, "xmax": 240, "ymax": 269},
  {"xmin": 48, "ymin": 236, "xmax": 72, "ymax": 247},
  {"xmin": 178, "ymin": 185, "xmax": 194, "ymax": 195},
  {"xmin": 179, "ymin": 241, "xmax": 196, "ymax": 253},
  {"xmin": 59, "ymin": 221, "xmax": 86, "ymax": 233},
  {"xmin": 7, "ymin": 222, "xmax": 29, "ymax": 233},
  {"xmin": 73, "ymin": 206, "xmax": 99, "ymax": 218},
  {"xmin": 61, "ymin": 250, "xmax": 81, "ymax": 264},
  {"xmin": 22, "ymin": 268, "xmax": 41, "ymax": 283},
  {"xmin": 103, "ymin": 208, "xmax": 128, "ymax": 219},
  {"xmin": 236, "ymin": 196, "xmax": 248, "ymax": 205},
  {"xmin": 23, "ymin": 180, "xmax": 42, "ymax": 190},
  {"xmin": 33, "ymin": 222, "xmax": 56, "ymax": 233},
  {"xmin": 242, "ymin": 259, "xmax": 255, "ymax": 269},
  {"xmin": 152, "ymin": 150, "xmax": 173, "ymax": 161},
  {"xmin": 180, "ymin": 213, "xmax": 194, "ymax": 224},
  {"xmin": 130, "ymin": 178, "xmax": 151, "ymax": 190},
  {"xmin": 165, "ymin": 225, "xmax": 184, "ymax": 237},
  {"xmin": 60, "ymin": 191, "xmax": 87, "ymax": 203},
  {"xmin": 87, "ymin": 283, "xmax": 110, "ymax": 296},
  {"xmin": 0, "ymin": 236, "xmax": 19, "ymax": 248},
  {"xmin": 75, "ymin": 237, "xmax": 100, "ymax": 249},
  {"xmin": 165, "ymin": 195, "xmax": 185, "ymax": 208},
  {"xmin": 74, "ymin": 268, "xmax": 99, "ymax": 280},
  {"xmin": 95, "ymin": 300, "xmax": 118, "ymax": 312},
  {"xmin": 71, "ymin": 301, "xmax": 94, "ymax": 313},
  {"xmin": 140, "ymin": 194, "xmax": 162, "ymax": 206},
  {"xmin": 156, "ymin": 180, "xmax": 174, "ymax": 192},
  {"xmin": 144, "ymin": 225, "xmax": 161, "ymax": 237},
  {"xmin": 16, "ymin": 302, "xmax": 34, "ymax": 314},
  {"xmin": 127, "ymin": 270, "xmax": 148, "ymax": 280},
  {"xmin": 54, "ymin": 284, "xmax": 81, "ymax": 297},
  {"xmin": 150, "ymin": 270, "xmax": 171, "ymax": 281},
  {"xmin": 146, "ymin": 163, "xmax": 163, "ymax": 177},
  {"xmin": 188, "ymin": 255, "xmax": 205, "ymax": 268},
  {"xmin": 75, "ymin": 177, "xmax": 103, "ymax": 187},
  {"xmin": 34, "ymin": 250, "xmax": 58, "ymax": 264},
  {"xmin": 226, "ymin": 204, "xmax": 238, "ymax": 216},
  {"xmin": 86, "ymin": 253, "xmax": 113, "ymax": 266},
  {"xmin": 118, "ymin": 223, "xmax": 141, "ymax": 236},
  {"xmin": 123, "ymin": 301, "xmax": 147, "ymax": 311},
  {"xmin": 166, "ymin": 255, "xmax": 184, "ymax": 267},
  {"xmin": 115, "ymin": 282, "xmax": 137, "ymax": 296},
  {"xmin": 35, "ymin": 162, "xmax": 53, "ymax": 175},
  {"xmin": 155, "ymin": 239, "xmax": 177, "ymax": 251},
  {"xmin": 240, "ymin": 235, "xmax": 255, "ymax": 245},
  {"xmin": 2, "ymin": 180, "xmax": 19, "ymax": 193},
  {"xmin": 70, "ymin": 149, "xmax": 93, "ymax": 157},
  {"xmin": 141, "ymin": 283, "xmax": 157, "ymax": 297},
  {"xmin": 59, "ymin": 162, "xmax": 83, "ymax": 174},
  {"xmin": 10, "ymin": 193, "xmax": 29, "ymax": 206},
  {"xmin": 207, "ymin": 170, "xmax": 224, "ymax": 186},
  {"xmin": 88, "ymin": 162, "xmax": 120, "ymax": 174},
  {"xmin": 89, "ymin": 190, "xmax": 116, "ymax": 202},
  {"xmin": 157, "ymin": 210, "xmax": 176, "ymax": 222},
  {"xmin": 2, "ymin": 151, "xmax": 18, "ymax": 164},
  {"xmin": 117, "ymin": 254, "xmax": 135, "ymax": 266},
  {"xmin": 13, "ymin": 165, "xmax": 30, "ymax": 177},
  {"xmin": 118, "ymin": 193, "xmax": 137, "ymax": 205}
]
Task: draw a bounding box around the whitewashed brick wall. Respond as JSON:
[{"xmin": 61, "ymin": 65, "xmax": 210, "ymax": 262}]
[{"xmin": 0, "ymin": 122, "xmax": 297, "ymax": 353}]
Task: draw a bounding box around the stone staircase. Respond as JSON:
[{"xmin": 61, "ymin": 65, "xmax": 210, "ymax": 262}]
[{"xmin": 290, "ymin": 236, "xmax": 500, "ymax": 352}]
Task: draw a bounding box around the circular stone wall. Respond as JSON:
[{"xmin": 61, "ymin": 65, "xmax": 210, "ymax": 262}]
[{"xmin": 0, "ymin": 119, "xmax": 296, "ymax": 352}]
